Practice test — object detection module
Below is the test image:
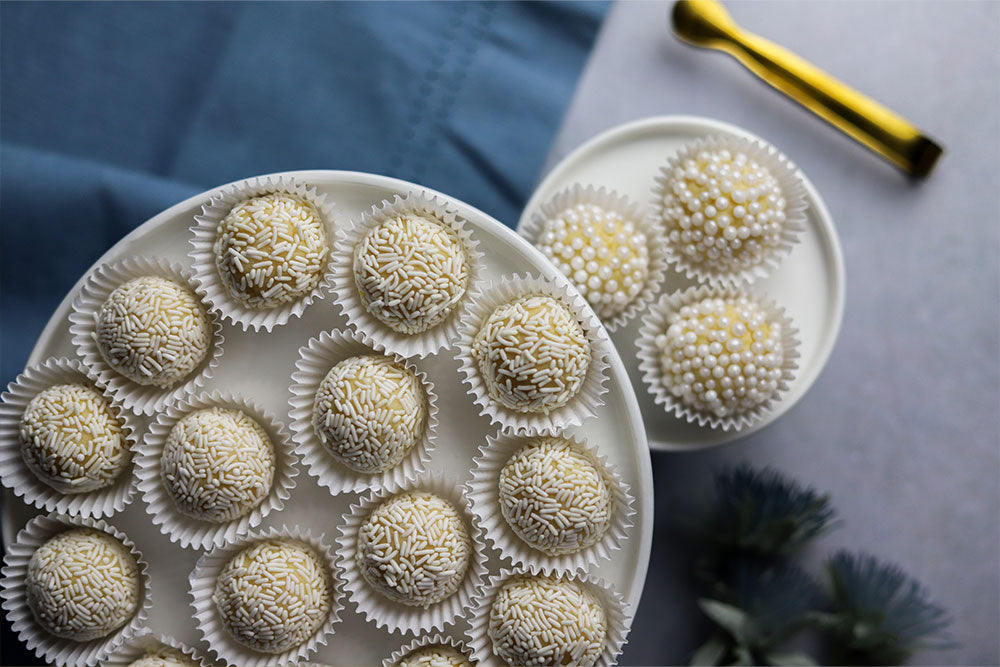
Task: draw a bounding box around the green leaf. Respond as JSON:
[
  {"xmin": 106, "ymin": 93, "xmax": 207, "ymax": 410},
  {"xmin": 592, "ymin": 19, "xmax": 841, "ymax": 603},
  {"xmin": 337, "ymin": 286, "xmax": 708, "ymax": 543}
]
[
  {"xmin": 690, "ymin": 634, "xmax": 729, "ymax": 666},
  {"xmin": 765, "ymin": 651, "xmax": 818, "ymax": 666},
  {"xmin": 699, "ymin": 599, "xmax": 754, "ymax": 643}
]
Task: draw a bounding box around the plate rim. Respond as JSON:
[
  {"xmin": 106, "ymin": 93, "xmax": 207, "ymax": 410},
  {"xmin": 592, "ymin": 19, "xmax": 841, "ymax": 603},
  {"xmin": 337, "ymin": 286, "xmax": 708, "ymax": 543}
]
[
  {"xmin": 13, "ymin": 169, "xmax": 654, "ymax": 619},
  {"xmin": 519, "ymin": 115, "xmax": 847, "ymax": 451}
]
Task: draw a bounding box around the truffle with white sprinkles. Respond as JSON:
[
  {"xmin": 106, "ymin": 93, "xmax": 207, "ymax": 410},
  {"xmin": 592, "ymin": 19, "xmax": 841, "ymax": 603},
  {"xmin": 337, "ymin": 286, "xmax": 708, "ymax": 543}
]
[
  {"xmin": 25, "ymin": 528, "xmax": 139, "ymax": 641},
  {"xmin": 214, "ymin": 193, "xmax": 329, "ymax": 310},
  {"xmin": 357, "ymin": 492, "xmax": 471, "ymax": 608},
  {"xmin": 96, "ymin": 276, "xmax": 211, "ymax": 388},
  {"xmin": 397, "ymin": 644, "xmax": 475, "ymax": 667},
  {"xmin": 660, "ymin": 146, "xmax": 788, "ymax": 276},
  {"xmin": 213, "ymin": 538, "xmax": 331, "ymax": 654},
  {"xmin": 313, "ymin": 354, "xmax": 426, "ymax": 474},
  {"xmin": 353, "ymin": 213, "xmax": 469, "ymax": 334},
  {"xmin": 161, "ymin": 407, "xmax": 275, "ymax": 522},
  {"xmin": 537, "ymin": 202, "xmax": 650, "ymax": 319},
  {"xmin": 19, "ymin": 383, "xmax": 130, "ymax": 494},
  {"xmin": 472, "ymin": 295, "xmax": 591, "ymax": 415},
  {"xmin": 498, "ymin": 437, "xmax": 613, "ymax": 556},
  {"xmin": 126, "ymin": 645, "xmax": 199, "ymax": 667},
  {"xmin": 488, "ymin": 574, "xmax": 606, "ymax": 667},
  {"xmin": 657, "ymin": 294, "xmax": 785, "ymax": 418}
]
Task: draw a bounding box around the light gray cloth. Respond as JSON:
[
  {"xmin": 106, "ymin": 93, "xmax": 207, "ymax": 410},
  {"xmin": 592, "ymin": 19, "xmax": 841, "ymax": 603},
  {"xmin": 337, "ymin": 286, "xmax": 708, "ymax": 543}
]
[{"xmin": 545, "ymin": 1, "xmax": 1000, "ymax": 665}]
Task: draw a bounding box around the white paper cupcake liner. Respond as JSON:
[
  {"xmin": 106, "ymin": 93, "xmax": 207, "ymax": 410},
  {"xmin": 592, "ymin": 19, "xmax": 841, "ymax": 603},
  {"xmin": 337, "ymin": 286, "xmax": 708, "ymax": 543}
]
[
  {"xmin": 330, "ymin": 190, "xmax": 485, "ymax": 358},
  {"xmin": 383, "ymin": 632, "xmax": 476, "ymax": 667},
  {"xmin": 635, "ymin": 284, "xmax": 801, "ymax": 431},
  {"xmin": 136, "ymin": 390, "xmax": 299, "ymax": 550},
  {"xmin": 189, "ymin": 174, "xmax": 337, "ymax": 332},
  {"xmin": 0, "ymin": 357, "xmax": 140, "ymax": 519},
  {"xmin": 188, "ymin": 525, "xmax": 344, "ymax": 667},
  {"xmin": 288, "ymin": 328, "xmax": 439, "ymax": 496},
  {"xmin": 102, "ymin": 630, "xmax": 211, "ymax": 666},
  {"xmin": 651, "ymin": 134, "xmax": 807, "ymax": 286},
  {"xmin": 0, "ymin": 513, "xmax": 152, "ymax": 666},
  {"xmin": 465, "ymin": 568, "xmax": 630, "ymax": 667},
  {"xmin": 336, "ymin": 472, "xmax": 489, "ymax": 636},
  {"xmin": 68, "ymin": 256, "xmax": 225, "ymax": 416},
  {"xmin": 454, "ymin": 273, "xmax": 611, "ymax": 436},
  {"xmin": 520, "ymin": 184, "xmax": 670, "ymax": 332},
  {"xmin": 466, "ymin": 430, "xmax": 635, "ymax": 576}
]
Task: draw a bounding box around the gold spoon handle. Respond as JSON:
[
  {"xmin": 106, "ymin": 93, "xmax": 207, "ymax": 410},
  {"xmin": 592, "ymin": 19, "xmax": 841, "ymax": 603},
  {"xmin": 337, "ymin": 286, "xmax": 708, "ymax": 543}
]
[{"xmin": 672, "ymin": 0, "xmax": 943, "ymax": 178}]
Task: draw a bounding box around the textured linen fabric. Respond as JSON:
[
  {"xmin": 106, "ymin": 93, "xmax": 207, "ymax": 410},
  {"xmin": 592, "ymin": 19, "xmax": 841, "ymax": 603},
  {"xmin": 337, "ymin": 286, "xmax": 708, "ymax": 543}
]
[
  {"xmin": 0, "ymin": 0, "xmax": 608, "ymax": 384},
  {"xmin": 0, "ymin": 3, "xmax": 607, "ymax": 664}
]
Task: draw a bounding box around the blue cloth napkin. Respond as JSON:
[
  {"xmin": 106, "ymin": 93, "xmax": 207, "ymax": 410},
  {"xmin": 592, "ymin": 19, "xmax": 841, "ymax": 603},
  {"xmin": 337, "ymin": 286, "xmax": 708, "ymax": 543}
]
[{"xmin": 0, "ymin": 0, "xmax": 608, "ymax": 386}]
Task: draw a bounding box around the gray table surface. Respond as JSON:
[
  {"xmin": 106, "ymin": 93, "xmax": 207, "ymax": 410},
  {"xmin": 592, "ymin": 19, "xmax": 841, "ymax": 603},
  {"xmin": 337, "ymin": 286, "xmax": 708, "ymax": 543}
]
[{"xmin": 543, "ymin": 1, "xmax": 1000, "ymax": 665}]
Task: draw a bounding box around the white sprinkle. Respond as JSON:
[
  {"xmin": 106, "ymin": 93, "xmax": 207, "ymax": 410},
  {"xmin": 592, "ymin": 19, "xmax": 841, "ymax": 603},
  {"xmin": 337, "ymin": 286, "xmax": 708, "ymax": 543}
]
[
  {"xmin": 353, "ymin": 213, "xmax": 469, "ymax": 335},
  {"xmin": 488, "ymin": 574, "xmax": 606, "ymax": 667},
  {"xmin": 498, "ymin": 437, "xmax": 613, "ymax": 556},
  {"xmin": 312, "ymin": 354, "xmax": 426, "ymax": 474},
  {"xmin": 19, "ymin": 383, "xmax": 129, "ymax": 494},
  {"xmin": 357, "ymin": 492, "xmax": 471, "ymax": 608},
  {"xmin": 126, "ymin": 643, "xmax": 199, "ymax": 667},
  {"xmin": 96, "ymin": 276, "xmax": 211, "ymax": 388},
  {"xmin": 213, "ymin": 539, "xmax": 330, "ymax": 654},
  {"xmin": 161, "ymin": 407, "xmax": 275, "ymax": 522},
  {"xmin": 214, "ymin": 193, "xmax": 329, "ymax": 310},
  {"xmin": 26, "ymin": 528, "xmax": 139, "ymax": 641},
  {"xmin": 472, "ymin": 295, "xmax": 591, "ymax": 415}
]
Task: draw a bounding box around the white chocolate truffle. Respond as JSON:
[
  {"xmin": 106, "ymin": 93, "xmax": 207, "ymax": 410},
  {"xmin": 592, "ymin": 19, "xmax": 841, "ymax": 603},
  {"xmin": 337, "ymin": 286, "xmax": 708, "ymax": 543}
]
[
  {"xmin": 26, "ymin": 528, "xmax": 139, "ymax": 641},
  {"xmin": 19, "ymin": 383, "xmax": 129, "ymax": 494},
  {"xmin": 313, "ymin": 354, "xmax": 426, "ymax": 474},
  {"xmin": 96, "ymin": 276, "xmax": 211, "ymax": 388},
  {"xmin": 127, "ymin": 645, "xmax": 199, "ymax": 667},
  {"xmin": 397, "ymin": 644, "xmax": 475, "ymax": 667},
  {"xmin": 161, "ymin": 407, "xmax": 275, "ymax": 522},
  {"xmin": 358, "ymin": 492, "xmax": 471, "ymax": 608},
  {"xmin": 538, "ymin": 202, "xmax": 650, "ymax": 319},
  {"xmin": 661, "ymin": 147, "xmax": 787, "ymax": 275},
  {"xmin": 488, "ymin": 574, "xmax": 606, "ymax": 667},
  {"xmin": 214, "ymin": 193, "xmax": 329, "ymax": 309},
  {"xmin": 499, "ymin": 437, "xmax": 613, "ymax": 556},
  {"xmin": 472, "ymin": 295, "xmax": 591, "ymax": 414},
  {"xmin": 656, "ymin": 294, "xmax": 784, "ymax": 418},
  {"xmin": 213, "ymin": 539, "xmax": 331, "ymax": 654},
  {"xmin": 353, "ymin": 213, "xmax": 469, "ymax": 334}
]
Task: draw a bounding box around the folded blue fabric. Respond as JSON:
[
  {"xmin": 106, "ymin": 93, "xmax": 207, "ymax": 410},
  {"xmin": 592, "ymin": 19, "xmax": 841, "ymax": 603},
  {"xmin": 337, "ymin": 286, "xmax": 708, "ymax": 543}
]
[{"xmin": 0, "ymin": 1, "xmax": 608, "ymax": 385}]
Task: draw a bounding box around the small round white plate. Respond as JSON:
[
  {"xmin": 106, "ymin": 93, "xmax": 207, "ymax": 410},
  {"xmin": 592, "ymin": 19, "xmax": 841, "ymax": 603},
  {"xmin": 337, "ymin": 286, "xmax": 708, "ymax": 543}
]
[
  {"xmin": 519, "ymin": 116, "xmax": 845, "ymax": 451},
  {"xmin": 2, "ymin": 171, "xmax": 652, "ymax": 665}
]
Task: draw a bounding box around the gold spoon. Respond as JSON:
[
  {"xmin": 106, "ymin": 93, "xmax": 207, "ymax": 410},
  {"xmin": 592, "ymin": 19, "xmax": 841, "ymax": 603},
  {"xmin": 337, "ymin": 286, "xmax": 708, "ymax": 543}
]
[{"xmin": 671, "ymin": 0, "xmax": 943, "ymax": 178}]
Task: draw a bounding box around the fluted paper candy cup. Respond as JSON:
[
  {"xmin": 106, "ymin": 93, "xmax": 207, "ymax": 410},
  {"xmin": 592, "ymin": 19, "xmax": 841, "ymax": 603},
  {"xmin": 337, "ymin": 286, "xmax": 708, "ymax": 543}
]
[
  {"xmin": 288, "ymin": 328, "xmax": 439, "ymax": 496},
  {"xmin": 0, "ymin": 514, "xmax": 152, "ymax": 667},
  {"xmin": 68, "ymin": 256, "xmax": 224, "ymax": 416},
  {"xmin": 520, "ymin": 184, "xmax": 669, "ymax": 332},
  {"xmin": 0, "ymin": 357, "xmax": 140, "ymax": 519},
  {"xmin": 383, "ymin": 632, "xmax": 476, "ymax": 667},
  {"xmin": 336, "ymin": 472, "xmax": 489, "ymax": 636},
  {"xmin": 466, "ymin": 429, "xmax": 634, "ymax": 576},
  {"xmin": 454, "ymin": 273, "xmax": 611, "ymax": 436},
  {"xmin": 635, "ymin": 284, "xmax": 800, "ymax": 431},
  {"xmin": 465, "ymin": 568, "xmax": 630, "ymax": 667},
  {"xmin": 102, "ymin": 630, "xmax": 210, "ymax": 666},
  {"xmin": 137, "ymin": 390, "xmax": 299, "ymax": 550},
  {"xmin": 189, "ymin": 174, "xmax": 337, "ymax": 332},
  {"xmin": 330, "ymin": 190, "xmax": 485, "ymax": 358},
  {"xmin": 651, "ymin": 134, "xmax": 807, "ymax": 286},
  {"xmin": 188, "ymin": 525, "xmax": 344, "ymax": 667}
]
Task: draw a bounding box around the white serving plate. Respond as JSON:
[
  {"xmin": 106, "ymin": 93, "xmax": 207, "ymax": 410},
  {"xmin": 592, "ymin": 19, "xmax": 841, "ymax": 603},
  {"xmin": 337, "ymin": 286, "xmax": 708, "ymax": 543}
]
[
  {"xmin": 1, "ymin": 171, "xmax": 653, "ymax": 665},
  {"xmin": 519, "ymin": 116, "xmax": 846, "ymax": 451}
]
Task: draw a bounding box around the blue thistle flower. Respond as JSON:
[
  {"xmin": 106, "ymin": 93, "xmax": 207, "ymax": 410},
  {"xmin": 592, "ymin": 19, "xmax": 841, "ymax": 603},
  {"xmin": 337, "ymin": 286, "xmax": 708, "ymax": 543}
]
[
  {"xmin": 706, "ymin": 465, "xmax": 838, "ymax": 557},
  {"xmin": 823, "ymin": 551, "xmax": 955, "ymax": 665}
]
